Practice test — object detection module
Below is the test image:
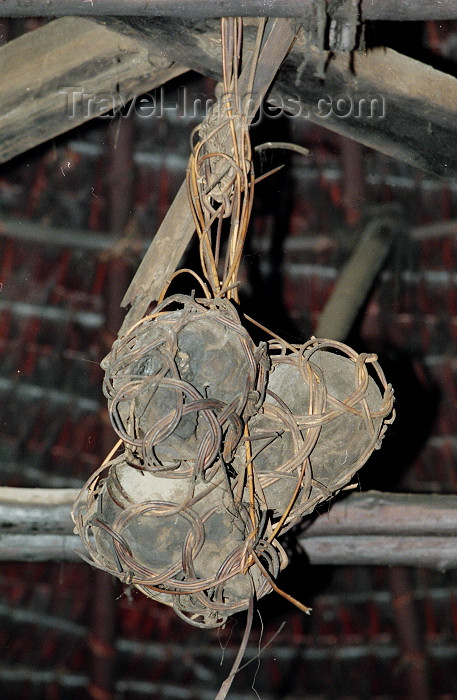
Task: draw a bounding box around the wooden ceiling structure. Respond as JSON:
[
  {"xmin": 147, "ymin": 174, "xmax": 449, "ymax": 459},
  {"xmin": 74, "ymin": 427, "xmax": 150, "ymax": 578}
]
[
  {"xmin": 1, "ymin": 1, "xmax": 457, "ymax": 568},
  {"xmin": 1, "ymin": 0, "xmax": 457, "ymax": 177}
]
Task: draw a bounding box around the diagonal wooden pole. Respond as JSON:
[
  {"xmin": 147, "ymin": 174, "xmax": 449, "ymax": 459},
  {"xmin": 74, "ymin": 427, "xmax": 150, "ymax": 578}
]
[
  {"xmin": 0, "ymin": 17, "xmax": 187, "ymax": 164},
  {"xmin": 118, "ymin": 17, "xmax": 299, "ymax": 334}
]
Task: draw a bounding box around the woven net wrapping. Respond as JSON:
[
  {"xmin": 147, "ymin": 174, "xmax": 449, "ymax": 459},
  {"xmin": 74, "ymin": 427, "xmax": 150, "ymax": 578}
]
[
  {"xmin": 236, "ymin": 337, "xmax": 395, "ymax": 532},
  {"xmin": 72, "ymin": 295, "xmax": 394, "ymax": 628},
  {"xmin": 101, "ymin": 294, "xmax": 268, "ymax": 472}
]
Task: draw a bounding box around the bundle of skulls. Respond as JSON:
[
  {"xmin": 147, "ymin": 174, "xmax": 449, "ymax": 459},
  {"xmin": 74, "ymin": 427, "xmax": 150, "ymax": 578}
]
[{"xmin": 72, "ymin": 293, "xmax": 394, "ymax": 628}]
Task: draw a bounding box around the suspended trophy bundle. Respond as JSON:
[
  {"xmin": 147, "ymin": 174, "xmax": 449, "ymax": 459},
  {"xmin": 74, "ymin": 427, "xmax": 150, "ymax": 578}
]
[{"xmin": 72, "ymin": 17, "xmax": 394, "ymax": 639}]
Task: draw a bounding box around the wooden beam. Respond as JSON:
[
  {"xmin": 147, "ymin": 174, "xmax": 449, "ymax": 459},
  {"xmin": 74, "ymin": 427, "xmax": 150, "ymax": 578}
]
[
  {"xmin": 301, "ymin": 535, "xmax": 457, "ymax": 570},
  {"xmin": 0, "ymin": 487, "xmax": 79, "ymax": 533},
  {"xmin": 358, "ymin": 0, "xmax": 457, "ymax": 21},
  {"xmin": 2, "ymin": 16, "xmax": 457, "ymax": 179},
  {"xmin": 315, "ymin": 214, "xmax": 395, "ymax": 340},
  {"xmin": 0, "ymin": 534, "xmax": 85, "ymax": 561},
  {"xmin": 301, "ymin": 492, "xmax": 457, "ymax": 569},
  {"xmin": 3, "ymin": 488, "xmax": 456, "ymax": 537},
  {"xmin": 119, "ymin": 17, "xmax": 457, "ymax": 179},
  {"xmin": 2, "ymin": 489, "xmax": 457, "ymax": 568},
  {"xmin": 0, "ymin": 530, "xmax": 453, "ymax": 567},
  {"xmin": 0, "ymin": 217, "xmax": 132, "ymax": 251},
  {"xmin": 304, "ymin": 491, "xmax": 457, "ymax": 536},
  {"xmin": 0, "ymin": 0, "xmax": 456, "ymax": 20},
  {"xmin": 0, "ymin": 16, "xmax": 187, "ymax": 164}
]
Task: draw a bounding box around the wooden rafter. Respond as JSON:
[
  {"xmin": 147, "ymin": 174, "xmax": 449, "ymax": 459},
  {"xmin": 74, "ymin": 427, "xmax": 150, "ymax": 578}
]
[
  {"xmin": 0, "ymin": 0, "xmax": 456, "ymax": 20},
  {"xmin": 0, "ymin": 17, "xmax": 187, "ymax": 164},
  {"xmin": 2, "ymin": 489, "xmax": 457, "ymax": 568},
  {"xmin": 2, "ymin": 16, "xmax": 457, "ymax": 179}
]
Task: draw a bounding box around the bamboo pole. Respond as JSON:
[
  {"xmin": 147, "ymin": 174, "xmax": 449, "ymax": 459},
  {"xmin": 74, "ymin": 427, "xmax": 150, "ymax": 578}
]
[{"xmin": 314, "ymin": 215, "xmax": 395, "ymax": 340}]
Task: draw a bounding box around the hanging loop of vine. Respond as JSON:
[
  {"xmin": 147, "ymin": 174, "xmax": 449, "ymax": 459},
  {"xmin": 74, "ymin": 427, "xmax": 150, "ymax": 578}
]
[{"xmin": 186, "ymin": 17, "xmax": 265, "ymax": 302}]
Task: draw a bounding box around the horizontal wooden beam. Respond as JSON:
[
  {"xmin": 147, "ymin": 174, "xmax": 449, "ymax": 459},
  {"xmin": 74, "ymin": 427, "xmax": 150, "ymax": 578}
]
[
  {"xmin": 2, "ymin": 489, "xmax": 457, "ymax": 568},
  {"xmin": 0, "ymin": 217, "xmax": 120, "ymax": 250},
  {"xmin": 0, "ymin": 534, "xmax": 85, "ymax": 561},
  {"xmin": 301, "ymin": 535, "xmax": 457, "ymax": 570},
  {"xmin": 301, "ymin": 491, "xmax": 457, "ymax": 569},
  {"xmin": 0, "ymin": 487, "xmax": 78, "ymax": 533},
  {"xmin": 0, "ymin": 16, "xmax": 186, "ymax": 164},
  {"xmin": 3, "ymin": 488, "xmax": 455, "ymax": 537},
  {"xmin": 0, "ymin": 0, "xmax": 456, "ymax": 20},
  {"xmin": 305, "ymin": 491, "xmax": 457, "ymax": 536},
  {"xmin": 4, "ymin": 531, "xmax": 457, "ymax": 568}
]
